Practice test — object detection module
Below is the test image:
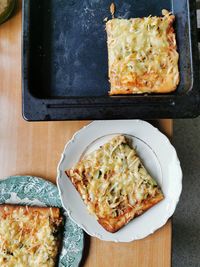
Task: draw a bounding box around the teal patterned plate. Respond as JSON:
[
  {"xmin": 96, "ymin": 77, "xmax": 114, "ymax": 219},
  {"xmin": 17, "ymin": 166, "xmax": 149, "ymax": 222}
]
[{"xmin": 0, "ymin": 175, "xmax": 84, "ymax": 267}]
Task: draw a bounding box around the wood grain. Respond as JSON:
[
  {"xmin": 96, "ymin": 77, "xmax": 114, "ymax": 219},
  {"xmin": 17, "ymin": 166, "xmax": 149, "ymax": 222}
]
[{"xmin": 0, "ymin": 1, "xmax": 172, "ymax": 266}]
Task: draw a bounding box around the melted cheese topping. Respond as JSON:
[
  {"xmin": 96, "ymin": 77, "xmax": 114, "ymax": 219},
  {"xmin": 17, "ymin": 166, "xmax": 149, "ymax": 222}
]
[
  {"xmin": 106, "ymin": 10, "xmax": 179, "ymax": 94},
  {"xmin": 0, "ymin": 207, "xmax": 61, "ymax": 267},
  {"xmin": 0, "ymin": 0, "xmax": 10, "ymax": 15},
  {"xmin": 68, "ymin": 136, "xmax": 162, "ymax": 219}
]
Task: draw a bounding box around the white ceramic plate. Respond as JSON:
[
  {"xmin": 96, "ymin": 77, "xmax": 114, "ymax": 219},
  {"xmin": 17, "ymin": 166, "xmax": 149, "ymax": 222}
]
[{"xmin": 57, "ymin": 120, "xmax": 182, "ymax": 242}]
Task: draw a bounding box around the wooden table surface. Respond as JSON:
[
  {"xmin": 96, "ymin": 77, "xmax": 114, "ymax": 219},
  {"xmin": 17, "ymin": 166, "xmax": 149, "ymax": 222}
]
[{"xmin": 0, "ymin": 2, "xmax": 172, "ymax": 266}]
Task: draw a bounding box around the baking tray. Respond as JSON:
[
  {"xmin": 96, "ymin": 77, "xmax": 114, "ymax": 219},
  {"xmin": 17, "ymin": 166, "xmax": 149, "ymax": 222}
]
[{"xmin": 22, "ymin": 0, "xmax": 200, "ymax": 121}]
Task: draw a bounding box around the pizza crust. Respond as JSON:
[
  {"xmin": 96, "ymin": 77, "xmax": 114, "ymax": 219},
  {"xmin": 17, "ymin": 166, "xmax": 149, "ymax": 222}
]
[
  {"xmin": 0, "ymin": 205, "xmax": 62, "ymax": 267},
  {"xmin": 66, "ymin": 135, "xmax": 164, "ymax": 233},
  {"xmin": 0, "ymin": 204, "xmax": 61, "ymax": 218},
  {"xmin": 67, "ymin": 170, "xmax": 163, "ymax": 233},
  {"xmin": 98, "ymin": 193, "xmax": 164, "ymax": 233},
  {"xmin": 106, "ymin": 10, "xmax": 179, "ymax": 95}
]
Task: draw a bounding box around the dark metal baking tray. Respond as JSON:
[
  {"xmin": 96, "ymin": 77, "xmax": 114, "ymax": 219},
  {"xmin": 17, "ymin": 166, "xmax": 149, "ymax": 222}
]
[{"xmin": 22, "ymin": 0, "xmax": 200, "ymax": 121}]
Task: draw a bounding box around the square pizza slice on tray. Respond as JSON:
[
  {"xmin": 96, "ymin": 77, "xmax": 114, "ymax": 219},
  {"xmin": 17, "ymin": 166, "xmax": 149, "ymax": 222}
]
[
  {"xmin": 66, "ymin": 135, "xmax": 164, "ymax": 233},
  {"xmin": 0, "ymin": 205, "xmax": 62, "ymax": 267},
  {"xmin": 106, "ymin": 9, "xmax": 179, "ymax": 95}
]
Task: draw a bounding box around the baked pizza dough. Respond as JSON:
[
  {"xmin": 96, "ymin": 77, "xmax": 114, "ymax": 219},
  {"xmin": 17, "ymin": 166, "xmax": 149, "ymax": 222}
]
[
  {"xmin": 66, "ymin": 135, "xmax": 164, "ymax": 233},
  {"xmin": 0, "ymin": 205, "xmax": 62, "ymax": 267},
  {"xmin": 106, "ymin": 10, "xmax": 179, "ymax": 95}
]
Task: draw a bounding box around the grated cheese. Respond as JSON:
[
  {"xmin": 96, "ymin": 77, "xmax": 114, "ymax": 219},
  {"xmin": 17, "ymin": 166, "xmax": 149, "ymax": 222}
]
[
  {"xmin": 106, "ymin": 10, "xmax": 179, "ymax": 94},
  {"xmin": 0, "ymin": 207, "xmax": 60, "ymax": 267},
  {"xmin": 68, "ymin": 136, "xmax": 161, "ymax": 219}
]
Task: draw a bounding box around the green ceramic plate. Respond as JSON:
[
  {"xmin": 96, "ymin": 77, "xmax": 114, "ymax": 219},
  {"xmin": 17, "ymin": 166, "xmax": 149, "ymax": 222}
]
[{"xmin": 0, "ymin": 175, "xmax": 84, "ymax": 267}]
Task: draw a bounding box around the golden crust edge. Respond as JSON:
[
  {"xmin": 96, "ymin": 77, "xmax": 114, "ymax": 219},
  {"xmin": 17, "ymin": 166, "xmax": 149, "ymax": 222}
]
[
  {"xmin": 98, "ymin": 192, "xmax": 164, "ymax": 233},
  {"xmin": 66, "ymin": 168, "xmax": 164, "ymax": 233},
  {"xmin": 109, "ymin": 76, "xmax": 180, "ymax": 95},
  {"xmin": 66, "ymin": 170, "xmax": 88, "ymax": 205},
  {"xmin": 108, "ymin": 66, "xmax": 180, "ymax": 95},
  {"xmin": 0, "ymin": 204, "xmax": 61, "ymax": 219}
]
